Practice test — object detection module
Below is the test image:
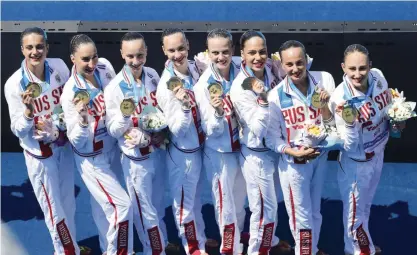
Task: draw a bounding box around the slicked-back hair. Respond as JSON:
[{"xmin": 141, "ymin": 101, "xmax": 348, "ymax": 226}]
[
  {"xmin": 69, "ymin": 34, "xmax": 95, "ymax": 55},
  {"xmin": 160, "ymin": 28, "xmax": 186, "ymax": 46},
  {"xmin": 239, "ymin": 30, "xmax": 266, "ymax": 51},
  {"xmin": 278, "ymin": 40, "xmax": 307, "ymax": 60},
  {"xmin": 20, "ymin": 27, "xmax": 48, "ymax": 46},
  {"xmin": 120, "ymin": 32, "xmax": 146, "ymax": 49},
  {"xmin": 206, "ymin": 28, "xmax": 233, "ymax": 48},
  {"xmin": 343, "ymin": 44, "xmax": 370, "ymax": 63}
]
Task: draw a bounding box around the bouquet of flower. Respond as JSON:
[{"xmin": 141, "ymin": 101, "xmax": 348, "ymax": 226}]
[
  {"xmin": 139, "ymin": 111, "xmax": 168, "ymax": 133},
  {"xmin": 51, "ymin": 106, "xmax": 66, "ymax": 131},
  {"xmin": 33, "ymin": 116, "xmax": 60, "ymax": 144},
  {"xmin": 387, "ymin": 88, "xmax": 416, "ymax": 138},
  {"xmin": 194, "ymin": 50, "xmax": 210, "ymax": 74},
  {"xmin": 387, "ymin": 88, "xmax": 416, "ymax": 122},
  {"xmin": 300, "ymin": 124, "xmax": 327, "ymax": 148}
]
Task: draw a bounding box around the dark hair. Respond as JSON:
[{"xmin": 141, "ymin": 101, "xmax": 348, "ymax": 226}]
[
  {"xmin": 278, "ymin": 40, "xmax": 307, "ymax": 60},
  {"xmin": 69, "ymin": 34, "xmax": 95, "ymax": 55},
  {"xmin": 120, "ymin": 32, "xmax": 146, "ymax": 48},
  {"xmin": 207, "ymin": 28, "xmax": 233, "ymax": 47},
  {"xmin": 160, "ymin": 28, "xmax": 186, "ymax": 46},
  {"xmin": 239, "ymin": 30, "xmax": 266, "ymax": 50},
  {"xmin": 343, "ymin": 44, "xmax": 370, "ymax": 63},
  {"xmin": 20, "ymin": 27, "xmax": 48, "ymax": 46}
]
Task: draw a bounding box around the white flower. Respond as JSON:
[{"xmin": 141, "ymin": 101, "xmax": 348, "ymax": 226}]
[
  {"xmin": 140, "ymin": 112, "xmax": 167, "ymax": 132},
  {"xmin": 300, "ymin": 124, "xmax": 327, "ymax": 147},
  {"xmin": 387, "ymin": 91, "xmax": 416, "ymax": 122},
  {"xmin": 194, "ymin": 50, "xmax": 210, "ymax": 74}
]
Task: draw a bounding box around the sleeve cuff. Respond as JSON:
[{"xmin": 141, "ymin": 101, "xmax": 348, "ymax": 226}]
[
  {"xmin": 23, "ymin": 113, "xmax": 34, "ymax": 122},
  {"xmin": 323, "ymin": 115, "xmax": 334, "ymax": 124},
  {"xmin": 345, "ymin": 122, "xmax": 356, "ymax": 129},
  {"xmin": 257, "ymin": 98, "xmax": 269, "ymax": 108},
  {"xmin": 79, "ymin": 122, "xmax": 89, "ymax": 128},
  {"xmin": 182, "ymin": 106, "xmax": 192, "ymax": 113},
  {"xmin": 214, "ymin": 111, "xmax": 225, "ymax": 119},
  {"xmin": 278, "ymin": 144, "xmax": 288, "ymax": 154}
]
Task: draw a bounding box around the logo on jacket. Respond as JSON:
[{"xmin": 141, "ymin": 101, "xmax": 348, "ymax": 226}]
[
  {"xmin": 377, "ymin": 80, "xmax": 382, "ymax": 89},
  {"xmin": 55, "ymin": 74, "xmax": 61, "ymax": 83},
  {"xmin": 106, "ymin": 72, "xmax": 112, "ymax": 80},
  {"xmin": 152, "ymin": 79, "xmax": 158, "ymax": 86}
]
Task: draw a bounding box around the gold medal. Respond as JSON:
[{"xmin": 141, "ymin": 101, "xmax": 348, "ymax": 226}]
[
  {"xmin": 120, "ymin": 99, "xmax": 136, "ymax": 116},
  {"xmin": 342, "ymin": 104, "xmax": 357, "ymax": 123},
  {"xmin": 208, "ymin": 82, "xmax": 223, "ymax": 99},
  {"xmin": 74, "ymin": 90, "xmax": 90, "ymax": 105},
  {"xmin": 311, "ymin": 90, "xmax": 325, "ymax": 108},
  {"xmin": 167, "ymin": 77, "xmax": 184, "ymax": 91},
  {"xmin": 26, "ymin": 82, "xmax": 42, "ymax": 98}
]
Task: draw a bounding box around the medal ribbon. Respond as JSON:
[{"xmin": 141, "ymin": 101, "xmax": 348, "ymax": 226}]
[
  {"xmin": 72, "ymin": 65, "xmax": 103, "ymax": 108},
  {"xmin": 122, "ymin": 65, "xmax": 146, "ymax": 105},
  {"xmin": 286, "ymin": 75, "xmax": 313, "ymax": 107},
  {"xmin": 166, "ymin": 60, "xmax": 194, "ymax": 90},
  {"xmin": 210, "ymin": 62, "xmax": 235, "ymax": 94},
  {"xmin": 20, "ymin": 59, "xmax": 51, "ymax": 93},
  {"xmin": 342, "ymin": 73, "xmax": 376, "ymax": 109}
]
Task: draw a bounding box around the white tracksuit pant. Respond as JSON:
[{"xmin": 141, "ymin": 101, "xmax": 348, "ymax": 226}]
[
  {"xmin": 278, "ymin": 153, "xmax": 328, "ymax": 255},
  {"xmin": 239, "ymin": 145, "xmax": 280, "ymax": 255},
  {"xmin": 121, "ymin": 150, "xmax": 167, "ymax": 255},
  {"xmin": 338, "ymin": 152, "xmax": 384, "ymax": 255},
  {"xmin": 203, "ymin": 146, "xmax": 247, "ymax": 255},
  {"xmin": 167, "ymin": 144, "xmax": 207, "ymax": 255},
  {"xmin": 75, "ymin": 148, "xmax": 134, "ymax": 255},
  {"xmin": 24, "ymin": 143, "xmax": 79, "ymax": 255}
]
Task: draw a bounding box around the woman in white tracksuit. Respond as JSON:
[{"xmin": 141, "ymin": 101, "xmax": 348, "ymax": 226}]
[
  {"xmin": 104, "ymin": 32, "xmax": 168, "ymax": 255},
  {"xmin": 329, "ymin": 44, "xmax": 402, "ymax": 255},
  {"xmin": 193, "ymin": 29, "xmax": 248, "ymax": 255},
  {"xmin": 266, "ymin": 40, "xmax": 335, "ymax": 255},
  {"xmin": 61, "ymin": 34, "xmax": 134, "ymax": 255},
  {"xmin": 156, "ymin": 28, "xmax": 209, "ymax": 255},
  {"xmin": 230, "ymin": 30, "xmax": 291, "ymax": 255},
  {"xmin": 4, "ymin": 27, "xmax": 82, "ymax": 255}
]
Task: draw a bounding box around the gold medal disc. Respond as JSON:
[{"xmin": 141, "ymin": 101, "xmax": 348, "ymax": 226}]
[
  {"xmin": 74, "ymin": 90, "xmax": 90, "ymax": 105},
  {"xmin": 342, "ymin": 105, "xmax": 357, "ymax": 123},
  {"xmin": 167, "ymin": 77, "xmax": 184, "ymax": 91},
  {"xmin": 26, "ymin": 82, "xmax": 42, "ymax": 98},
  {"xmin": 120, "ymin": 99, "xmax": 136, "ymax": 116},
  {"xmin": 208, "ymin": 82, "xmax": 223, "ymax": 98},
  {"xmin": 311, "ymin": 90, "xmax": 325, "ymax": 108}
]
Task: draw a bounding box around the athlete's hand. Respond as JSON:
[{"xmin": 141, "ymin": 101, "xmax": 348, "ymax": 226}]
[
  {"xmin": 210, "ymin": 96, "xmax": 224, "ymax": 116},
  {"xmin": 174, "ymin": 87, "xmax": 191, "ymax": 109},
  {"xmin": 317, "ymin": 88, "xmax": 330, "ymax": 107},
  {"xmin": 21, "ymin": 90, "xmax": 34, "ymax": 118},
  {"xmin": 391, "ymin": 121, "xmax": 406, "ymax": 132},
  {"xmin": 73, "ymin": 98, "xmax": 88, "ymax": 124},
  {"xmin": 151, "ymin": 132, "xmax": 165, "ymax": 146}
]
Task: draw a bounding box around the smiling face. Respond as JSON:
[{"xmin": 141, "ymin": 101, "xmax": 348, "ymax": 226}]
[
  {"xmin": 241, "ymin": 36, "xmax": 267, "ymax": 73},
  {"xmin": 342, "ymin": 51, "xmax": 371, "ymax": 88},
  {"xmin": 280, "ymin": 46, "xmax": 307, "ymax": 85},
  {"xmin": 162, "ymin": 32, "xmax": 189, "ymax": 69},
  {"xmin": 121, "ymin": 38, "xmax": 147, "ymax": 76},
  {"xmin": 70, "ymin": 43, "xmax": 98, "ymax": 78},
  {"xmin": 21, "ymin": 33, "xmax": 48, "ymax": 67},
  {"xmin": 207, "ymin": 37, "xmax": 233, "ymax": 72}
]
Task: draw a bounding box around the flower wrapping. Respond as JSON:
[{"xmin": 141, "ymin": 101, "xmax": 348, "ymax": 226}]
[
  {"xmin": 124, "ymin": 127, "xmax": 152, "ymax": 149},
  {"xmin": 194, "ymin": 50, "xmax": 210, "ymax": 74},
  {"xmin": 387, "ymin": 88, "xmax": 416, "ymax": 122},
  {"xmin": 300, "ymin": 124, "xmax": 327, "ymax": 148},
  {"xmin": 33, "ymin": 116, "xmax": 60, "ymax": 144}
]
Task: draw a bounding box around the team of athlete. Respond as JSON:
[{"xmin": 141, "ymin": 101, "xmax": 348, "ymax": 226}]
[{"xmin": 5, "ymin": 27, "xmax": 406, "ymax": 255}]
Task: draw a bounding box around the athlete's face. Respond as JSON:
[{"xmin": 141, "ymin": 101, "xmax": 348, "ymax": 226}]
[
  {"xmin": 241, "ymin": 36, "xmax": 267, "ymax": 73},
  {"xmin": 280, "ymin": 47, "xmax": 307, "ymax": 85},
  {"xmin": 71, "ymin": 43, "xmax": 98, "ymax": 78},
  {"xmin": 207, "ymin": 37, "xmax": 233, "ymax": 72},
  {"xmin": 162, "ymin": 32, "xmax": 189, "ymax": 69},
  {"xmin": 21, "ymin": 33, "xmax": 48, "ymax": 67},
  {"xmin": 342, "ymin": 51, "xmax": 370, "ymax": 88},
  {"xmin": 121, "ymin": 39, "xmax": 147, "ymax": 75}
]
